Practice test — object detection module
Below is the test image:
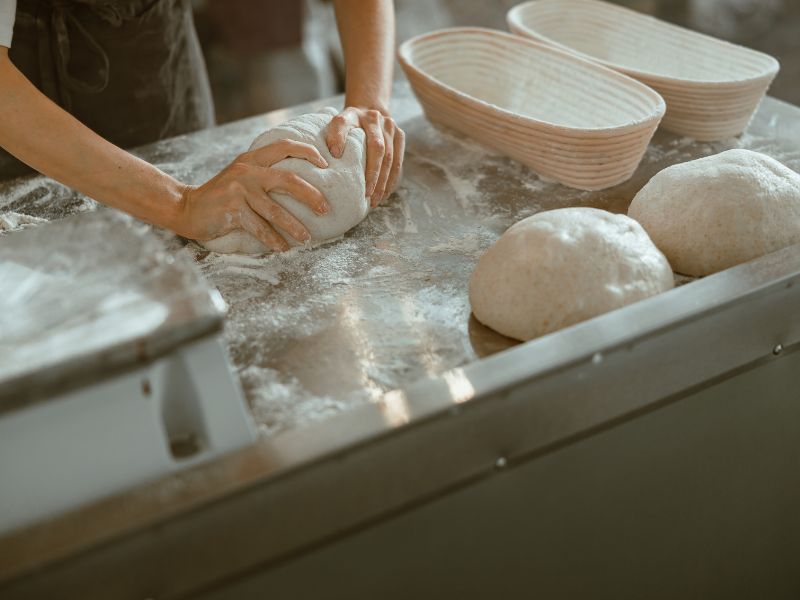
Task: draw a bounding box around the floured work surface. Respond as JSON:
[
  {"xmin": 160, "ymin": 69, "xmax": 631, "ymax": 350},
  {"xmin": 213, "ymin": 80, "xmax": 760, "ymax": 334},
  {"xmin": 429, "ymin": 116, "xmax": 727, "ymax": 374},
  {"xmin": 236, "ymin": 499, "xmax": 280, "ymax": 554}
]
[
  {"xmin": 2, "ymin": 83, "xmax": 799, "ymax": 435},
  {"xmin": 0, "ymin": 212, "xmax": 224, "ymax": 409}
]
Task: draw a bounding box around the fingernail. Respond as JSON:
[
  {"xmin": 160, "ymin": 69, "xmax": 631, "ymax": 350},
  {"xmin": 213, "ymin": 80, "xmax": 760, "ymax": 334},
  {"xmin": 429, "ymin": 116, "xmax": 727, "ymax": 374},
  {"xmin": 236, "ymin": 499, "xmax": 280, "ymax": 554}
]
[
  {"xmin": 319, "ymin": 203, "xmax": 330, "ymax": 215},
  {"xmin": 299, "ymin": 230, "xmax": 311, "ymax": 242},
  {"xmin": 332, "ymin": 145, "xmax": 342, "ymax": 158},
  {"xmin": 319, "ymin": 158, "xmax": 328, "ymax": 168}
]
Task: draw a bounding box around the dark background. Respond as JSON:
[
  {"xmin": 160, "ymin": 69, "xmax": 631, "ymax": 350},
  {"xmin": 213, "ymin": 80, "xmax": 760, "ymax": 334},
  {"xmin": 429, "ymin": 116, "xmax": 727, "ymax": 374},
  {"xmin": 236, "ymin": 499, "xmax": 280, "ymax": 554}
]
[{"xmin": 192, "ymin": 0, "xmax": 800, "ymax": 125}]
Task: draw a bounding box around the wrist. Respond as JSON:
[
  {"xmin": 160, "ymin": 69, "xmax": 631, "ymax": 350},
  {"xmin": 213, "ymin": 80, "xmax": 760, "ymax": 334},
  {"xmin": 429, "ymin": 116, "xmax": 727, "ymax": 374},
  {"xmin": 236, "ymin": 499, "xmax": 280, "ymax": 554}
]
[
  {"xmin": 344, "ymin": 93, "xmax": 390, "ymax": 116},
  {"xmin": 153, "ymin": 177, "xmax": 192, "ymax": 235}
]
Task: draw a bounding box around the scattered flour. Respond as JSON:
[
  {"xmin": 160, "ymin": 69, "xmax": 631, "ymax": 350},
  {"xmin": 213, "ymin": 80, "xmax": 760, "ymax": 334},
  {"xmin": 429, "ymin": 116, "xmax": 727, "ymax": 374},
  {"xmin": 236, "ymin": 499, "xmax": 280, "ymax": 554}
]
[
  {"xmin": 0, "ymin": 211, "xmax": 47, "ymax": 232},
  {"xmin": 239, "ymin": 365, "xmax": 346, "ymax": 437}
]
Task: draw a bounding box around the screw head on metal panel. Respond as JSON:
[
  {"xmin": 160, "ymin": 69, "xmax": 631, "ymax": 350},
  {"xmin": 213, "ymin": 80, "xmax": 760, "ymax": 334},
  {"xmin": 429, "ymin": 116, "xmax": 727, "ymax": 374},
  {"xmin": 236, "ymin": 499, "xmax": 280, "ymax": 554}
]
[
  {"xmin": 773, "ymin": 344, "xmax": 783, "ymax": 356},
  {"xmin": 495, "ymin": 456, "xmax": 508, "ymax": 469}
]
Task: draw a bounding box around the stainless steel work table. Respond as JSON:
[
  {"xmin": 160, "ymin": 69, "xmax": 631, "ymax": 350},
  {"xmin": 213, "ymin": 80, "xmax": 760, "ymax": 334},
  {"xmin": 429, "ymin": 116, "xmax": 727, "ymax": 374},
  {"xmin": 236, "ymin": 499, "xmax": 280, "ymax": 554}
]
[{"xmin": 1, "ymin": 82, "xmax": 800, "ymax": 598}]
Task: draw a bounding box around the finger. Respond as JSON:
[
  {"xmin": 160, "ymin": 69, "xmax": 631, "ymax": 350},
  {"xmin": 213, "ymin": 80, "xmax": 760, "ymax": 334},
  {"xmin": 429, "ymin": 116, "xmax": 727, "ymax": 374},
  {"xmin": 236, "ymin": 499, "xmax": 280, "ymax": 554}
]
[
  {"xmin": 363, "ymin": 115, "xmax": 386, "ymax": 199},
  {"xmin": 245, "ymin": 187, "xmax": 311, "ymax": 244},
  {"xmin": 262, "ymin": 169, "xmax": 329, "ymax": 215},
  {"xmin": 238, "ymin": 205, "xmax": 290, "ymax": 252},
  {"xmin": 371, "ymin": 125, "xmax": 394, "ymax": 208},
  {"xmin": 249, "ymin": 139, "xmax": 328, "ymax": 169},
  {"xmin": 385, "ymin": 127, "xmax": 406, "ymax": 200},
  {"xmin": 325, "ymin": 109, "xmax": 358, "ymax": 158}
]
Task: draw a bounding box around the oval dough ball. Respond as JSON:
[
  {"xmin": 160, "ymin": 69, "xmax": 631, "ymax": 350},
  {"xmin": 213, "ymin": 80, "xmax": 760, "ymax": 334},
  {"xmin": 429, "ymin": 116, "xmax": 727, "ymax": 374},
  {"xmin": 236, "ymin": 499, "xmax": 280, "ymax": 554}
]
[
  {"xmin": 202, "ymin": 107, "xmax": 368, "ymax": 254},
  {"xmin": 628, "ymin": 149, "xmax": 800, "ymax": 276},
  {"xmin": 469, "ymin": 207, "xmax": 673, "ymax": 341}
]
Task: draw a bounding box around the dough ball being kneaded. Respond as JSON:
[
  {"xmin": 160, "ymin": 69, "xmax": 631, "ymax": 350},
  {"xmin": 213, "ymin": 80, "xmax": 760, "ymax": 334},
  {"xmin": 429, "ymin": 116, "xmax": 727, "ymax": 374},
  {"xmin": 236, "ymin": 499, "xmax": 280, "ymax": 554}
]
[
  {"xmin": 203, "ymin": 107, "xmax": 368, "ymax": 254},
  {"xmin": 628, "ymin": 149, "xmax": 800, "ymax": 276},
  {"xmin": 469, "ymin": 207, "xmax": 674, "ymax": 341}
]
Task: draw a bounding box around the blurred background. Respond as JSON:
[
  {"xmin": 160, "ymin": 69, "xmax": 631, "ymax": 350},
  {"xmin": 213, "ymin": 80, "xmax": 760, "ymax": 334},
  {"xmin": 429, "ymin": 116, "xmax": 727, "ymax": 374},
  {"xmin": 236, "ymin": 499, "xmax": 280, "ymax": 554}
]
[{"xmin": 192, "ymin": 0, "xmax": 800, "ymax": 125}]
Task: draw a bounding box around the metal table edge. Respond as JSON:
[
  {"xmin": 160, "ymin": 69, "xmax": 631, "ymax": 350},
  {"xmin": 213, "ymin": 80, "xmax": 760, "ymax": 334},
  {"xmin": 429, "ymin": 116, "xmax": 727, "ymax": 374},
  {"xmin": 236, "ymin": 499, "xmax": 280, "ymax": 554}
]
[{"xmin": 1, "ymin": 241, "xmax": 799, "ymax": 586}]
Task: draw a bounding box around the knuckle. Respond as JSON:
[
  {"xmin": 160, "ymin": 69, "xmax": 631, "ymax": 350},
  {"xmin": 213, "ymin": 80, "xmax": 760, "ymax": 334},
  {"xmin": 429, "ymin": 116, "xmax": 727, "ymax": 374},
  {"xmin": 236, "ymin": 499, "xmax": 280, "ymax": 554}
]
[
  {"xmin": 228, "ymin": 161, "xmax": 250, "ymax": 176},
  {"xmin": 280, "ymin": 171, "xmax": 302, "ymax": 186},
  {"xmin": 226, "ymin": 180, "xmax": 246, "ymax": 196},
  {"xmin": 257, "ymin": 169, "xmax": 275, "ymax": 187}
]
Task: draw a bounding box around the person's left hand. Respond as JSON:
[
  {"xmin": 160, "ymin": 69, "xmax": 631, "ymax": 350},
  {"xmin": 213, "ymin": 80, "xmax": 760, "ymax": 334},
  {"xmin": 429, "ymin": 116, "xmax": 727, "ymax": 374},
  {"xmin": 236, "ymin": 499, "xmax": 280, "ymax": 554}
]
[{"xmin": 325, "ymin": 106, "xmax": 405, "ymax": 208}]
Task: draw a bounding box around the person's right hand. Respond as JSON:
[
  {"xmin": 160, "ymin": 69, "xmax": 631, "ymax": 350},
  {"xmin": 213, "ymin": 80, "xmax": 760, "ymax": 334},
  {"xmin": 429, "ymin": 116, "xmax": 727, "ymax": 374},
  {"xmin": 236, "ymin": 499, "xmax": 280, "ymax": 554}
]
[{"xmin": 176, "ymin": 139, "xmax": 330, "ymax": 252}]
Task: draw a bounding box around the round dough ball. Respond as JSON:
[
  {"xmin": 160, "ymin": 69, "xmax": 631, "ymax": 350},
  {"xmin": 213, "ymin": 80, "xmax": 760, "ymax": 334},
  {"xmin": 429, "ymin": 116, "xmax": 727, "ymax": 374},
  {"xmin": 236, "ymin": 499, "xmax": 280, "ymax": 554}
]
[
  {"xmin": 469, "ymin": 207, "xmax": 673, "ymax": 341},
  {"xmin": 628, "ymin": 149, "xmax": 800, "ymax": 276},
  {"xmin": 203, "ymin": 107, "xmax": 368, "ymax": 254}
]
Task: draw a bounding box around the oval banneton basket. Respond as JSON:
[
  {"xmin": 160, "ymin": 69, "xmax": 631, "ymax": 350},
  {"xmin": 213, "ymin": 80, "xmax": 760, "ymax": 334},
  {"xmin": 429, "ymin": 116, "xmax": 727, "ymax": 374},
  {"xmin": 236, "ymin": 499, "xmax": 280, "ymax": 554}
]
[
  {"xmin": 397, "ymin": 27, "xmax": 665, "ymax": 191},
  {"xmin": 507, "ymin": 0, "xmax": 780, "ymax": 141}
]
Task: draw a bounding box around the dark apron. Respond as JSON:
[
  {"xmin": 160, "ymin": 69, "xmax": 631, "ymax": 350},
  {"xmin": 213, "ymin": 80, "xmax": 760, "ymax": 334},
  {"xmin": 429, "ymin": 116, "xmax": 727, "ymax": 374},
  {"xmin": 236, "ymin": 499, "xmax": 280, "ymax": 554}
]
[{"xmin": 0, "ymin": 0, "xmax": 215, "ymax": 180}]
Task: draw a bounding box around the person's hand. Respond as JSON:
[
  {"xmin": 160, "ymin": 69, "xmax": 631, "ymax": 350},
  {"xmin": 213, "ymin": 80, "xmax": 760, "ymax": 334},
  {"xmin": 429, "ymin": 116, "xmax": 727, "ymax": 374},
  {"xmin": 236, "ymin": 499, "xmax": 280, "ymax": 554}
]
[
  {"xmin": 325, "ymin": 106, "xmax": 405, "ymax": 208},
  {"xmin": 177, "ymin": 140, "xmax": 329, "ymax": 252}
]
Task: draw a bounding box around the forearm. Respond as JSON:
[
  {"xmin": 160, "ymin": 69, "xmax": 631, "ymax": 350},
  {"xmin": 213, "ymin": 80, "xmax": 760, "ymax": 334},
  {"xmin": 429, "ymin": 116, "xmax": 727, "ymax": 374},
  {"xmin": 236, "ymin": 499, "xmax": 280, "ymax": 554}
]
[
  {"xmin": 0, "ymin": 50, "xmax": 186, "ymax": 232},
  {"xmin": 333, "ymin": 0, "xmax": 395, "ymax": 113}
]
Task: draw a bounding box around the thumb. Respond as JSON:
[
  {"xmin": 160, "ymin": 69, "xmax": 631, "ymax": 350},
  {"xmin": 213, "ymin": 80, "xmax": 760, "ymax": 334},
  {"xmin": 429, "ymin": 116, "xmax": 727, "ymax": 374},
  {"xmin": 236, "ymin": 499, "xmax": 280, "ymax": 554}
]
[{"xmin": 325, "ymin": 109, "xmax": 357, "ymax": 158}]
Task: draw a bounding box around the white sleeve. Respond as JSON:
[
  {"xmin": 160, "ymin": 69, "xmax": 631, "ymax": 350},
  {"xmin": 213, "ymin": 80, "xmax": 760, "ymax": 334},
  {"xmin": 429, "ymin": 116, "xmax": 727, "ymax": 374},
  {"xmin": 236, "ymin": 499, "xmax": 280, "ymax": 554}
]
[{"xmin": 0, "ymin": 0, "xmax": 16, "ymax": 48}]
